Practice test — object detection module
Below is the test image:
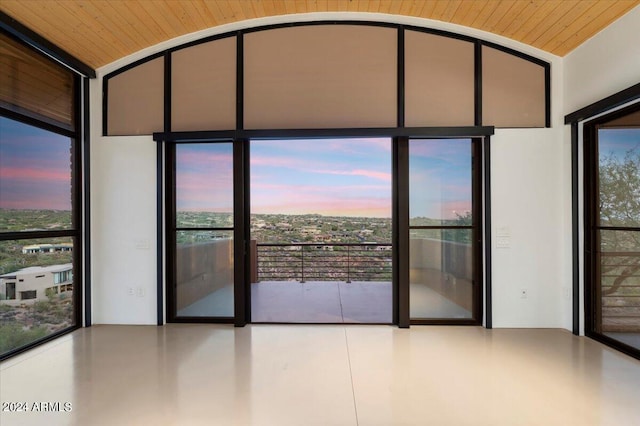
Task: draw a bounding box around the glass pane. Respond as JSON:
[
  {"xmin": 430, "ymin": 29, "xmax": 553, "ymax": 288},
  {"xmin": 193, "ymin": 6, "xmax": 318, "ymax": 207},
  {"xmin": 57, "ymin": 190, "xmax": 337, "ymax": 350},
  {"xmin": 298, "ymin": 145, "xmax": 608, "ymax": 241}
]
[
  {"xmin": 176, "ymin": 144, "xmax": 234, "ymax": 228},
  {"xmin": 0, "ymin": 117, "xmax": 74, "ymax": 232},
  {"xmin": 172, "ymin": 37, "xmax": 236, "ymax": 131},
  {"xmin": 599, "ymin": 230, "xmax": 640, "ymax": 350},
  {"xmin": 598, "ymin": 128, "xmax": 640, "ymax": 227},
  {"xmin": 0, "ymin": 32, "xmax": 75, "ymax": 130},
  {"xmin": 410, "ymin": 229, "xmax": 473, "ymax": 319},
  {"xmin": 482, "ymin": 46, "xmax": 546, "ymax": 128},
  {"xmin": 244, "ymin": 25, "xmax": 397, "ymax": 129},
  {"xmin": 409, "ymin": 139, "xmax": 472, "ymax": 226},
  {"xmin": 250, "ymin": 138, "xmax": 392, "ymax": 324},
  {"xmin": 0, "ymin": 238, "xmax": 75, "ymax": 356},
  {"xmin": 405, "ymin": 30, "xmax": 474, "ymax": 126},
  {"xmin": 175, "ymin": 230, "xmax": 233, "ymax": 317},
  {"xmin": 107, "ymin": 57, "xmax": 164, "ymax": 135}
]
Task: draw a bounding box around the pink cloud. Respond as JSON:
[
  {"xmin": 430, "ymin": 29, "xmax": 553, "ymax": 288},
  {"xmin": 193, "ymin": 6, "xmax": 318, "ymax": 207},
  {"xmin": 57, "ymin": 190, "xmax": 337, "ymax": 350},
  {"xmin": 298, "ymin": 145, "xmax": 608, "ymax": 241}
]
[
  {"xmin": 0, "ymin": 167, "xmax": 70, "ymax": 181},
  {"xmin": 176, "ymin": 151, "xmax": 232, "ymax": 166},
  {"xmin": 250, "ymin": 155, "xmax": 301, "ymax": 168},
  {"xmin": 311, "ymin": 168, "xmax": 391, "ymax": 182}
]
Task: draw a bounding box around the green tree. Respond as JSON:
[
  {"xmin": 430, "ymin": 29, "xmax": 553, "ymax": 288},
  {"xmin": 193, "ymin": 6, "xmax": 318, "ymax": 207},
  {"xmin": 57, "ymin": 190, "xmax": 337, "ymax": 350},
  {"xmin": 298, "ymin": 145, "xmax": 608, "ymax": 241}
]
[{"xmin": 598, "ymin": 147, "xmax": 640, "ymax": 296}]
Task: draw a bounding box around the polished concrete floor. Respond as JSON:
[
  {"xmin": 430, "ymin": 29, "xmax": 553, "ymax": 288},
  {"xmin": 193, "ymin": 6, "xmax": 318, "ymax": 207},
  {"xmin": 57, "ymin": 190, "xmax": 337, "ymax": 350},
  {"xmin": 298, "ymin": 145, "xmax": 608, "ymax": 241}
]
[{"xmin": 2, "ymin": 325, "xmax": 640, "ymax": 426}]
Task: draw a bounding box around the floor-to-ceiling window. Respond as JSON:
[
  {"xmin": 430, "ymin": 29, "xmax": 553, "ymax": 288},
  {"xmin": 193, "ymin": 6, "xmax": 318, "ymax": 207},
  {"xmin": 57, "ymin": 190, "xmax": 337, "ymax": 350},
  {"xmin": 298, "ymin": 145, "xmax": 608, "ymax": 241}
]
[
  {"xmin": 167, "ymin": 142, "xmax": 236, "ymax": 321},
  {"xmin": 249, "ymin": 138, "xmax": 392, "ymax": 324},
  {"xmin": 0, "ymin": 31, "xmax": 82, "ymax": 359},
  {"xmin": 585, "ymin": 103, "xmax": 640, "ymax": 357},
  {"xmin": 408, "ymin": 138, "xmax": 482, "ymax": 324},
  {"xmin": 165, "ymin": 135, "xmax": 484, "ymax": 326}
]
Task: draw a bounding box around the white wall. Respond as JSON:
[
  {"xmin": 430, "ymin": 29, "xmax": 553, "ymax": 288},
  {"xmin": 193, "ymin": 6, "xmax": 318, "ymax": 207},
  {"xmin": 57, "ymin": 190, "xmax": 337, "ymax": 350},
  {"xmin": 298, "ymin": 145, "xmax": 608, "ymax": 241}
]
[
  {"xmin": 89, "ymin": 12, "xmax": 570, "ymax": 328},
  {"xmin": 564, "ymin": 6, "xmax": 640, "ymax": 114},
  {"xmin": 90, "ymin": 77, "xmax": 158, "ymax": 324},
  {"xmin": 491, "ymin": 128, "xmax": 567, "ymax": 328}
]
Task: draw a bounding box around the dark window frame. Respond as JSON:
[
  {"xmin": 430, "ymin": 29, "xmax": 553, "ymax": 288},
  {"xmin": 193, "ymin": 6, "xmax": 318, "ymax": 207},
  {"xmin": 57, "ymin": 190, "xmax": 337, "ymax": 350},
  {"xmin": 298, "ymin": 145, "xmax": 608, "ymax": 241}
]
[
  {"xmin": 162, "ymin": 130, "xmax": 490, "ymax": 327},
  {"xmin": 407, "ymin": 137, "xmax": 484, "ymax": 325},
  {"xmin": 165, "ymin": 139, "xmax": 240, "ymax": 324},
  {"xmin": 104, "ymin": 20, "xmax": 551, "ymax": 137},
  {"xmin": 0, "ymin": 28, "xmax": 84, "ymax": 361},
  {"xmin": 583, "ymin": 101, "xmax": 640, "ymax": 361}
]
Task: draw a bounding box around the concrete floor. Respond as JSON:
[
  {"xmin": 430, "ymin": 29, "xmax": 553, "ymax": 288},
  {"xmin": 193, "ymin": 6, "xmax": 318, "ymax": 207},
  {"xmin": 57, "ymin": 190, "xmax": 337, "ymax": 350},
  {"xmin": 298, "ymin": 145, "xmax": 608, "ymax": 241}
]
[{"xmin": 1, "ymin": 325, "xmax": 639, "ymax": 425}]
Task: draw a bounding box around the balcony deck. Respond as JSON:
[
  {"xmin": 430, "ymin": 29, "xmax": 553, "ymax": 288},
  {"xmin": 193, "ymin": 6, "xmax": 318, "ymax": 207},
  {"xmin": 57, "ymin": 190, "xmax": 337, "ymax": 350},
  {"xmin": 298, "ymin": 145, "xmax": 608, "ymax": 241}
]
[
  {"xmin": 176, "ymin": 240, "xmax": 473, "ymax": 322},
  {"xmin": 177, "ymin": 280, "xmax": 472, "ymax": 323}
]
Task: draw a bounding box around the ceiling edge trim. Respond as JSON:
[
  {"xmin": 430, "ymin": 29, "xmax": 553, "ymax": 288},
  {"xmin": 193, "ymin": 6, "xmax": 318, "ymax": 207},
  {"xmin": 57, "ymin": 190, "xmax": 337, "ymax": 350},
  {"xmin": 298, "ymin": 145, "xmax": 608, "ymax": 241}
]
[{"xmin": 96, "ymin": 12, "xmax": 561, "ymax": 78}]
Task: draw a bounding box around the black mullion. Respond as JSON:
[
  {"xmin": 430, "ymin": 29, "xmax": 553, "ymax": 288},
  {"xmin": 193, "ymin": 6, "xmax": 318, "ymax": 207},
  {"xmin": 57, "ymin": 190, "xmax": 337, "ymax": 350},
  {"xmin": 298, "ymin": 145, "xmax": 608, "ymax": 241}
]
[
  {"xmin": 157, "ymin": 141, "xmax": 164, "ymax": 326},
  {"xmin": 472, "ymin": 138, "xmax": 483, "ymax": 324},
  {"xmin": 175, "ymin": 227, "xmax": 235, "ymax": 232},
  {"xmin": 584, "ymin": 122, "xmax": 595, "ymax": 335},
  {"xmin": 166, "ymin": 143, "xmax": 177, "ymax": 322},
  {"xmin": 164, "ymin": 52, "xmax": 171, "ymax": 133},
  {"xmin": 411, "ymin": 319, "xmax": 479, "ymax": 326},
  {"xmin": 571, "ymin": 121, "xmax": 579, "ymax": 335},
  {"xmin": 153, "ymin": 126, "xmax": 495, "ymax": 142},
  {"xmin": 409, "ymin": 226, "xmax": 474, "ymax": 230},
  {"xmin": 243, "ymin": 139, "xmax": 251, "ymax": 324},
  {"xmin": 484, "ymin": 135, "xmax": 492, "ymax": 329},
  {"xmin": 397, "ymin": 26, "xmax": 405, "ymax": 128},
  {"xmin": 544, "ymin": 63, "xmax": 551, "ymax": 128},
  {"xmin": 474, "ymin": 41, "xmax": 482, "ymax": 126},
  {"xmin": 395, "ymin": 137, "xmax": 410, "ymax": 328},
  {"xmin": 236, "ymin": 32, "xmax": 244, "ymax": 131},
  {"xmin": 83, "ymin": 76, "xmax": 92, "ymax": 327},
  {"xmin": 233, "ymin": 139, "xmax": 246, "ymax": 326},
  {"xmin": 0, "ymin": 230, "xmax": 78, "ymax": 241},
  {"xmin": 72, "ymin": 74, "xmax": 83, "ymax": 331},
  {"xmin": 160, "ymin": 49, "xmax": 170, "ymax": 323},
  {"xmin": 596, "ymin": 226, "xmax": 640, "ymax": 232}
]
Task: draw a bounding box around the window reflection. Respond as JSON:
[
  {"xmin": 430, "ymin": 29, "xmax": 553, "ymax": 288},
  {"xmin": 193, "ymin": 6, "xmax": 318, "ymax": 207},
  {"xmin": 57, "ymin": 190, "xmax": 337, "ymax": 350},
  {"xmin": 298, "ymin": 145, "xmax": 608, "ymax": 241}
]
[
  {"xmin": 597, "ymin": 124, "xmax": 640, "ymax": 351},
  {"xmin": 0, "ymin": 238, "xmax": 75, "ymax": 355},
  {"xmin": 409, "ymin": 139, "xmax": 476, "ymax": 320},
  {"xmin": 0, "ymin": 117, "xmax": 74, "ymax": 232},
  {"xmin": 175, "ymin": 144, "xmax": 234, "ymax": 228}
]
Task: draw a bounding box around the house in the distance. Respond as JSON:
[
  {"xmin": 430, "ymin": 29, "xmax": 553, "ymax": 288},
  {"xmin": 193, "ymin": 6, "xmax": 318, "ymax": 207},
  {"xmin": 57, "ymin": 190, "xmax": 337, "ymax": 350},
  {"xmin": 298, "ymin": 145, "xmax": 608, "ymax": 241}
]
[{"xmin": 0, "ymin": 264, "xmax": 73, "ymax": 305}]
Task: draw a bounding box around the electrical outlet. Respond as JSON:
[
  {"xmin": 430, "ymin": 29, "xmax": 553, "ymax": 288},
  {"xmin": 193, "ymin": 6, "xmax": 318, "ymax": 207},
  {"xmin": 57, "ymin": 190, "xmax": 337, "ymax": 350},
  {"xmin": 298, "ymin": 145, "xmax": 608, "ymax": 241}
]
[
  {"xmin": 136, "ymin": 287, "xmax": 145, "ymax": 297},
  {"xmin": 134, "ymin": 239, "xmax": 150, "ymax": 250},
  {"xmin": 520, "ymin": 288, "xmax": 528, "ymax": 299},
  {"xmin": 128, "ymin": 287, "xmax": 134, "ymax": 296}
]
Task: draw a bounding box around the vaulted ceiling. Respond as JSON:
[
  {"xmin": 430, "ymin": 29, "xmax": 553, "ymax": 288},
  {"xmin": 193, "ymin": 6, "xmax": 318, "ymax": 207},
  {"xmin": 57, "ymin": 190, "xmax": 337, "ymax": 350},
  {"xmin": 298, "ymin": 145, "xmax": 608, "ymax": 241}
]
[{"xmin": 1, "ymin": 1, "xmax": 639, "ymax": 69}]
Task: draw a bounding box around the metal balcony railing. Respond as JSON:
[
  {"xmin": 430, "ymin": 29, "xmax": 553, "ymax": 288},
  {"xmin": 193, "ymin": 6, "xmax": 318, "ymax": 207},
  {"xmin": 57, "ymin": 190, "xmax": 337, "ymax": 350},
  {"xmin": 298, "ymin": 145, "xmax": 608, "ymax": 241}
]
[{"xmin": 256, "ymin": 243, "xmax": 392, "ymax": 283}]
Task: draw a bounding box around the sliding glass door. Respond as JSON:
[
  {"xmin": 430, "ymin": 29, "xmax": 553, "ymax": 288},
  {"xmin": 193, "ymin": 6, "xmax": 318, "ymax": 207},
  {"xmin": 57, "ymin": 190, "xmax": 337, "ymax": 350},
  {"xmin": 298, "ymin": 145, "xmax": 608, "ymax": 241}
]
[
  {"xmin": 168, "ymin": 142, "xmax": 236, "ymax": 321},
  {"xmin": 408, "ymin": 138, "xmax": 482, "ymax": 323},
  {"xmin": 585, "ymin": 104, "xmax": 640, "ymax": 357},
  {"xmin": 164, "ymin": 135, "xmax": 485, "ymax": 326}
]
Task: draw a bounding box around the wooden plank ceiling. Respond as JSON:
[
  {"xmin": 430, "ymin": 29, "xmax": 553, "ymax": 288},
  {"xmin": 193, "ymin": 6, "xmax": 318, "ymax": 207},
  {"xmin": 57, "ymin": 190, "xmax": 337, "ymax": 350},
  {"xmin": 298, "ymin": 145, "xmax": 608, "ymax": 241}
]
[{"xmin": 1, "ymin": 1, "xmax": 639, "ymax": 69}]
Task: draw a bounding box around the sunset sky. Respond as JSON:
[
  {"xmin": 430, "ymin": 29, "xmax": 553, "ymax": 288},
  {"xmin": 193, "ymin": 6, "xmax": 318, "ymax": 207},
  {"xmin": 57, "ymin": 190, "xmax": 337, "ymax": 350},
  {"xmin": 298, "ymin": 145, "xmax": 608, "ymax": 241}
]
[
  {"xmin": 0, "ymin": 115, "xmax": 478, "ymax": 220},
  {"xmin": 4, "ymin": 117, "xmax": 636, "ymax": 220},
  {"xmin": 0, "ymin": 117, "xmax": 72, "ymax": 210},
  {"xmin": 409, "ymin": 138, "xmax": 472, "ymax": 220},
  {"xmin": 176, "ymin": 138, "xmax": 473, "ymax": 220},
  {"xmin": 251, "ymin": 138, "xmax": 392, "ymax": 217}
]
